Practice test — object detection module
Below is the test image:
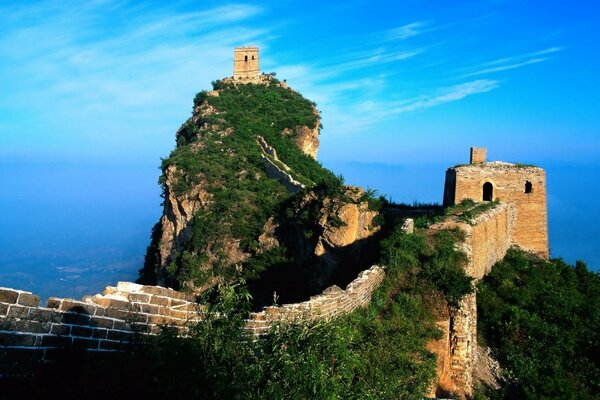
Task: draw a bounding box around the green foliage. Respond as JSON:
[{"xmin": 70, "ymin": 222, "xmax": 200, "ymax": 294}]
[
  {"xmin": 478, "ymin": 248, "xmax": 600, "ymax": 399},
  {"xmin": 380, "ymin": 225, "xmax": 473, "ymax": 307},
  {"xmin": 154, "ymin": 80, "xmax": 345, "ymax": 288}
]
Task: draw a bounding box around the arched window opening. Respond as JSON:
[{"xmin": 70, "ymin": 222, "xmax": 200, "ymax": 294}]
[
  {"xmin": 525, "ymin": 181, "xmax": 533, "ymax": 194},
  {"xmin": 244, "ymin": 55, "xmax": 248, "ymax": 62},
  {"xmin": 483, "ymin": 182, "xmax": 493, "ymax": 201},
  {"xmin": 252, "ymin": 55, "xmax": 255, "ymax": 60}
]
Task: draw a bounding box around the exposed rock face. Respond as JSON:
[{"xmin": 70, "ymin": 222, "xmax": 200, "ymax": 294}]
[
  {"xmin": 157, "ymin": 165, "xmax": 209, "ymax": 276},
  {"xmin": 290, "ymin": 105, "xmax": 320, "ymax": 160},
  {"xmin": 316, "ymin": 188, "xmax": 379, "ymax": 255}
]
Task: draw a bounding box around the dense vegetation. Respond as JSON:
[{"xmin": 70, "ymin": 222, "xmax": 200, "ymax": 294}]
[
  {"xmin": 477, "ymin": 249, "xmax": 600, "ymax": 399},
  {"xmin": 6, "ymin": 223, "xmax": 474, "ymax": 400},
  {"xmin": 140, "ymin": 78, "xmax": 342, "ymax": 288}
]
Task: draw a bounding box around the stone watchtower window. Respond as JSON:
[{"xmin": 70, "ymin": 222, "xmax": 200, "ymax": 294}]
[
  {"xmin": 525, "ymin": 181, "xmax": 533, "ymax": 194},
  {"xmin": 483, "ymin": 182, "xmax": 493, "ymax": 201},
  {"xmin": 244, "ymin": 55, "xmax": 248, "ymax": 62}
]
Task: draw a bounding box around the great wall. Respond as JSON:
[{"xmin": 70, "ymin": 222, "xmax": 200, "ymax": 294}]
[{"xmin": 0, "ymin": 45, "xmax": 551, "ymax": 400}]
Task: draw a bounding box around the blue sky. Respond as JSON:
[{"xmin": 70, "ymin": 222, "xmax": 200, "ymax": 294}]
[
  {"xmin": 0, "ymin": 1, "xmax": 599, "ymax": 297},
  {"xmin": 1, "ymin": 0, "xmax": 598, "ymax": 166}
]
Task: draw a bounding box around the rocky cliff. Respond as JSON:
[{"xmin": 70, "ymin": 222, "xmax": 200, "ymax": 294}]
[{"xmin": 140, "ymin": 76, "xmax": 380, "ymax": 302}]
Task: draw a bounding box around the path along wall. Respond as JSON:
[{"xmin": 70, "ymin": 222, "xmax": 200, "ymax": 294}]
[
  {"xmin": 0, "ymin": 265, "xmax": 384, "ymax": 376},
  {"xmin": 428, "ymin": 202, "xmax": 516, "ymax": 399}
]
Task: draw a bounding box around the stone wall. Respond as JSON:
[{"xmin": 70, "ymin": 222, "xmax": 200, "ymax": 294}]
[
  {"xmin": 246, "ymin": 265, "xmax": 385, "ymax": 337},
  {"xmin": 444, "ymin": 161, "xmax": 548, "ymax": 258},
  {"xmin": 1, "ymin": 266, "xmax": 384, "ymax": 375},
  {"xmin": 428, "ymin": 203, "xmax": 516, "ymax": 399},
  {"xmin": 0, "ymin": 283, "xmax": 201, "ymax": 375}
]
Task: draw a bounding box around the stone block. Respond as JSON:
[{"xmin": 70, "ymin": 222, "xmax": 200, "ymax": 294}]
[
  {"xmin": 0, "ymin": 288, "xmax": 19, "ymax": 304},
  {"xmin": 62, "ymin": 312, "xmax": 91, "ymax": 326},
  {"xmin": 7, "ymin": 305, "xmax": 31, "ymax": 319},
  {"xmin": 46, "ymin": 297, "xmax": 63, "ymax": 309},
  {"xmin": 50, "ymin": 324, "xmax": 71, "ymax": 335},
  {"xmin": 0, "ymin": 332, "xmax": 38, "ymax": 346},
  {"xmin": 92, "ymin": 297, "xmax": 130, "ymax": 310},
  {"xmin": 28, "ymin": 308, "xmax": 61, "ymax": 323},
  {"xmin": 106, "ymin": 330, "xmax": 134, "ymax": 342},
  {"xmin": 15, "ymin": 320, "xmax": 51, "ymax": 334},
  {"xmin": 59, "ymin": 299, "xmax": 97, "ymax": 315},
  {"xmin": 128, "ymin": 293, "xmax": 151, "ymax": 303},
  {"xmin": 92, "ymin": 328, "xmax": 109, "ymax": 339},
  {"xmin": 71, "ymin": 326, "xmax": 94, "ymax": 338},
  {"xmin": 0, "ymin": 303, "xmax": 8, "ymax": 316},
  {"xmin": 90, "ymin": 316, "xmax": 114, "ymax": 329},
  {"xmin": 0, "ymin": 317, "xmax": 16, "ymax": 330},
  {"xmin": 17, "ymin": 292, "xmax": 40, "ymax": 307},
  {"xmin": 149, "ymin": 295, "xmax": 170, "ymax": 306}
]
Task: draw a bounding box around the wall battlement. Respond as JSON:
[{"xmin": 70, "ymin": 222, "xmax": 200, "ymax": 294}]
[
  {"xmin": 233, "ymin": 46, "xmax": 260, "ymax": 81},
  {"xmin": 0, "ymin": 266, "xmax": 384, "ymax": 376}
]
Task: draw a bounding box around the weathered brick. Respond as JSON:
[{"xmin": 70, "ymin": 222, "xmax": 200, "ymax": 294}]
[
  {"xmin": 0, "ymin": 289, "xmax": 19, "ymax": 304},
  {"xmin": 92, "ymin": 297, "xmax": 130, "ymax": 310},
  {"xmin": 28, "ymin": 308, "xmax": 61, "ymax": 323},
  {"xmin": 41, "ymin": 334, "xmax": 72, "ymax": 347},
  {"xmin": 59, "ymin": 299, "xmax": 97, "ymax": 315},
  {"xmin": 0, "ymin": 303, "xmax": 8, "ymax": 316},
  {"xmin": 130, "ymin": 323, "xmax": 151, "ymax": 334},
  {"xmin": 106, "ymin": 330, "xmax": 134, "ymax": 342},
  {"xmin": 91, "ymin": 316, "xmax": 114, "ymax": 329},
  {"xmin": 15, "ymin": 320, "xmax": 51, "ymax": 334},
  {"xmin": 112, "ymin": 320, "xmax": 129, "ymax": 330},
  {"xmin": 0, "ymin": 317, "xmax": 16, "ymax": 330},
  {"xmin": 92, "ymin": 328, "xmax": 108, "ymax": 339},
  {"xmin": 71, "ymin": 325, "xmax": 94, "ymax": 338},
  {"xmin": 149, "ymin": 295, "xmax": 170, "ymax": 306},
  {"xmin": 138, "ymin": 304, "xmax": 160, "ymax": 315},
  {"xmin": 0, "ymin": 332, "xmax": 38, "ymax": 346},
  {"xmin": 62, "ymin": 312, "xmax": 91, "ymax": 326},
  {"xmin": 50, "ymin": 324, "xmax": 71, "ymax": 335},
  {"xmin": 46, "ymin": 298, "xmax": 62, "ymax": 309},
  {"xmin": 7, "ymin": 304, "xmax": 31, "ymax": 319},
  {"xmin": 147, "ymin": 315, "xmax": 171, "ymax": 325},
  {"xmin": 128, "ymin": 293, "xmax": 151, "ymax": 303},
  {"xmin": 17, "ymin": 292, "xmax": 40, "ymax": 307},
  {"xmin": 104, "ymin": 308, "xmax": 129, "ymax": 320}
]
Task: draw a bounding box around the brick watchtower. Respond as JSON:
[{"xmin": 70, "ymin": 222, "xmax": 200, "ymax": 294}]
[
  {"xmin": 443, "ymin": 147, "xmax": 549, "ymax": 258},
  {"xmin": 233, "ymin": 46, "xmax": 260, "ymax": 81}
]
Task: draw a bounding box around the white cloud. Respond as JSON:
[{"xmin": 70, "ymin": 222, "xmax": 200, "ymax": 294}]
[
  {"xmin": 390, "ymin": 79, "xmax": 499, "ymax": 114},
  {"xmin": 386, "ymin": 21, "xmax": 429, "ymax": 40}
]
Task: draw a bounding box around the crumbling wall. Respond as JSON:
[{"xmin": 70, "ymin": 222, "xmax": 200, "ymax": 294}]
[
  {"xmin": 428, "ymin": 203, "xmax": 515, "ymax": 399},
  {"xmin": 1, "ymin": 266, "xmax": 384, "ymax": 375}
]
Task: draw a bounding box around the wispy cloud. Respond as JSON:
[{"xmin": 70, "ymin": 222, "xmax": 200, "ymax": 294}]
[
  {"xmin": 460, "ymin": 47, "xmax": 562, "ymax": 77},
  {"xmin": 386, "ymin": 21, "xmax": 430, "ymax": 40},
  {"xmin": 389, "ymin": 79, "xmax": 499, "ymax": 114}
]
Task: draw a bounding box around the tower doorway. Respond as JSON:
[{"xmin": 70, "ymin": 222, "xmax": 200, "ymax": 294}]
[{"xmin": 483, "ymin": 182, "xmax": 493, "ymax": 201}]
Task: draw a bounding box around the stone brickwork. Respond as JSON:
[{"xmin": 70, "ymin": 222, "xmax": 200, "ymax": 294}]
[
  {"xmin": 470, "ymin": 147, "xmax": 487, "ymax": 164},
  {"xmin": 428, "ymin": 203, "xmax": 516, "ymax": 399},
  {"xmin": 233, "ymin": 46, "xmax": 259, "ymax": 81},
  {"xmin": 246, "ymin": 265, "xmax": 384, "ymax": 336},
  {"xmin": 0, "ymin": 282, "xmax": 202, "ymax": 376},
  {"xmin": 443, "ymin": 150, "xmax": 548, "ymax": 258},
  {"xmin": 1, "ymin": 266, "xmax": 384, "ymax": 376}
]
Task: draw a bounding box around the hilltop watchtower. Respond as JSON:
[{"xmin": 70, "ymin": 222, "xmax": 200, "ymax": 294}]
[
  {"xmin": 443, "ymin": 147, "xmax": 549, "ymax": 258},
  {"xmin": 233, "ymin": 46, "xmax": 260, "ymax": 81}
]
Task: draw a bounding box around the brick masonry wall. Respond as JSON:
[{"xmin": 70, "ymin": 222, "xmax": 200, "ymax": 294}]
[
  {"xmin": 246, "ymin": 265, "xmax": 385, "ymax": 337},
  {"xmin": 428, "ymin": 204, "xmax": 515, "ymax": 399},
  {"xmin": 0, "ymin": 266, "xmax": 384, "ymax": 376}
]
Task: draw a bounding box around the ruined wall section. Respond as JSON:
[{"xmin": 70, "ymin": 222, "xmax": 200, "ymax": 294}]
[
  {"xmin": 445, "ymin": 162, "xmax": 548, "ymax": 258},
  {"xmin": 1, "ymin": 266, "xmax": 384, "ymax": 374},
  {"xmin": 428, "ymin": 203, "xmax": 515, "ymax": 399},
  {"xmin": 246, "ymin": 265, "xmax": 384, "ymax": 336}
]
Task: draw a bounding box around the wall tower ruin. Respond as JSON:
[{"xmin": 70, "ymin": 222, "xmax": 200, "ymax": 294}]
[
  {"xmin": 233, "ymin": 46, "xmax": 260, "ymax": 81},
  {"xmin": 443, "ymin": 147, "xmax": 549, "ymax": 258}
]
